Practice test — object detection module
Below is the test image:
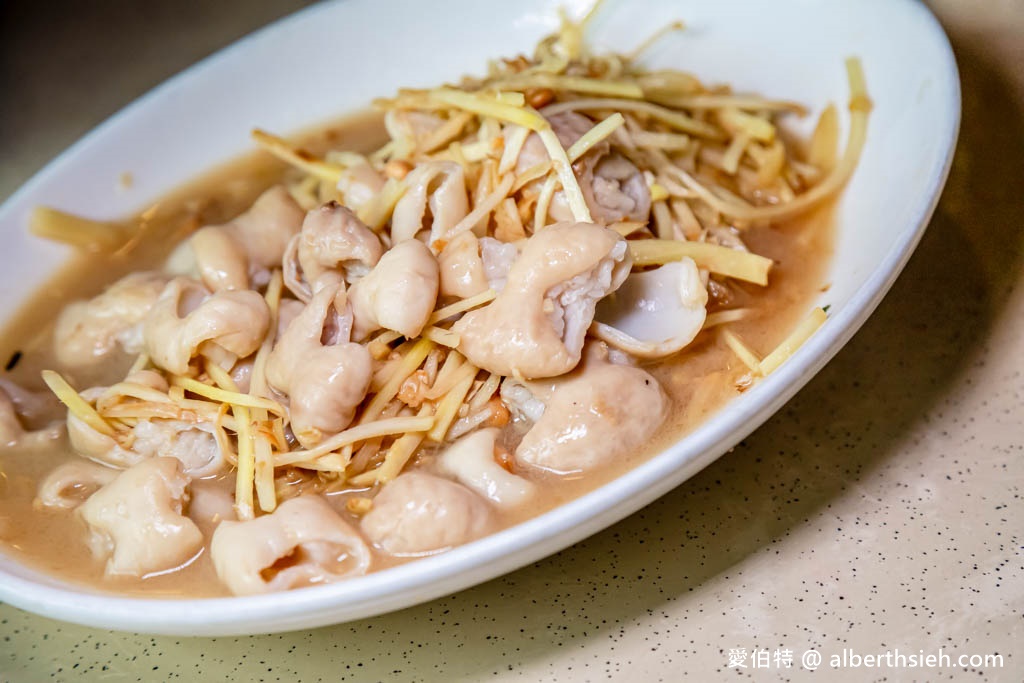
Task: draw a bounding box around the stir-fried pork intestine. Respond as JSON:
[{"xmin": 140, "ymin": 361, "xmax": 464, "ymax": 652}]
[
  {"xmin": 35, "ymin": 461, "xmax": 118, "ymax": 510},
  {"xmin": 511, "ymin": 344, "xmax": 669, "ymax": 474},
  {"xmin": 361, "ymin": 472, "xmax": 494, "ymax": 556},
  {"xmin": 187, "ymin": 482, "xmax": 237, "ymax": 533},
  {"xmin": 349, "ymin": 239, "xmax": 440, "ymax": 340},
  {"xmin": 385, "ymin": 110, "xmax": 446, "ymax": 158},
  {"xmin": 266, "ymin": 278, "xmax": 372, "ymax": 447},
  {"xmin": 296, "ymin": 201, "xmax": 384, "ymax": 288},
  {"xmin": 66, "ymin": 388, "xmax": 144, "ymax": 468},
  {"xmin": 78, "ymin": 457, "xmax": 203, "ymax": 577},
  {"xmin": 53, "ymin": 272, "xmax": 169, "ymax": 369},
  {"xmin": 435, "ymin": 428, "xmax": 536, "ymax": 508},
  {"xmin": 210, "ymin": 495, "xmax": 371, "ymax": 596},
  {"xmin": 453, "ymin": 222, "xmax": 631, "ymax": 378},
  {"xmin": 336, "ymin": 161, "xmax": 386, "ymax": 213},
  {"xmin": 518, "ymin": 112, "xmax": 651, "ymax": 224},
  {"xmin": 130, "ymin": 421, "xmax": 225, "ymax": 478},
  {"xmin": 0, "ymin": 383, "xmax": 61, "ymax": 449},
  {"xmin": 170, "ymin": 186, "xmax": 304, "ymax": 292},
  {"xmin": 65, "ymin": 371, "xmax": 224, "ymax": 475},
  {"xmin": 438, "ymin": 232, "xmax": 518, "ymax": 299},
  {"xmin": 68, "ymin": 405, "xmax": 224, "ymax": 476},
  {"xmin": 142, "ymin": 278, "xmax": 270, "ymax": 375},
  {"xmin": 593, "ymin": 258, "xmax": 709, "ymax": 359},
  {"xmin": 390, "ymin": 161, "xmax": 469, "ymax": 244}
]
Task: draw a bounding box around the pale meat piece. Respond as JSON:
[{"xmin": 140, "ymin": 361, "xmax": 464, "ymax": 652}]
[
  {"xmin": 361, "ymin": 472, "xmax": 493, "ymax": 556},
  {"xmin": 435, "ymin": 428, "xmax": 536, "ymax": 508},
  {"xmin": 142, "ymin": 278, "xmax": 270, "ymax": 375},
  {"xmin": 173, "ymin": 186, "xmax": 304, "ymax": 292},
  {"xmin": 66, "ymin": 387, "xmax": 144, "ymax": 468},
  {"xmin": 593, "ymin": 258, "xmax": 709, "ymax": 358},
  {"xmin": 297, "ymin": 201, "xmax": 384, "ymax": 284},
  {"xmin": 438, "ymin": 232, "xmax": 518, "ymax": 299},
  {"xmin": 336, "ymin": 161, "xmax": 385, "ymax": 213},
  {"xmin": 390, "ymin": 161, "xmax": 469, "ymax": 244},
  {"xmin": 129, "ymin": 420, "xmax": 225, "ymax": 477},
  {"xmin": 53, "ymin": 272, "xmax": 170, "ymax": 369},
  {"xmin": 35, "ymin": 461, "xmax": 118, "ymax": 510},
  {"xmin": 266, "ymin": 278, "xmax": 372, "ymax": 447},
  {"xmin": 348, "ymin": 239, "xmax": 440, "ymax": 340},
  {"xmin": 515, "ymin": 344, "xmax": 669, "ymax": 474},
  {"xmin": 210, "ymin": 495, "xmax": 371, "ymax": 596},
  {"xmin": 77, "ymin": 457, "xmax": 203, "ymax": 577},
  {"xmin": 453, "ymin": 222, "xmax": 631, "ymax": 379}
]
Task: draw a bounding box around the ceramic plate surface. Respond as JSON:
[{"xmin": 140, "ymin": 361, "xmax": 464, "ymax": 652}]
[{"xmin": 0, "ymin": 0, "xmax": 958, "ymax": 635}]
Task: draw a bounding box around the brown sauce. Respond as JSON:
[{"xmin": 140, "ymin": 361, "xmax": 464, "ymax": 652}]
[{"xmin": 0, "ymin": 111, "xmax": 834, "ymax": 598}]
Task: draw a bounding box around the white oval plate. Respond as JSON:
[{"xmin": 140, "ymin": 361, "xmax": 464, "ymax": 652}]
[{"xmin": 0, "ymin": 0, "xmax": 958, "ymax": 635}]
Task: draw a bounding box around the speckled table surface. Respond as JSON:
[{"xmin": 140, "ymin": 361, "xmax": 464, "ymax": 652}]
[{"xmin": 1, "ymin": 1, "xmax": 1021, "ymax": 681}]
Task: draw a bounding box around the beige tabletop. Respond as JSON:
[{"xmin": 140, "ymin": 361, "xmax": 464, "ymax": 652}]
[{"xmin": 1, "ymin": 1, "xmax": 1021, "ymax": 681}]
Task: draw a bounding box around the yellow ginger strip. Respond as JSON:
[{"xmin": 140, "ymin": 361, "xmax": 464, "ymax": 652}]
[
  {"xmin": 495, "ymin": 74, "xmax": 644, "ymax": 100},
  {"xmin": 425, "ymin": 357, "xmax": 478, "ymax": 400},
  {"xmin": 349, "ymin": 405, "xmax": 434, "ymax": 485},
  {"xmin": 250, "ymin": 270, "xmax": 283, "ymax": 398},
  {"xmin": 289, "ymin": 453, "xmax": 349, "ymax": 472},
  {"xmin": 608, "ymin": 221, "xmax": 647, "ymax": 237},
  {"xmin": 721, "ymin": 330, "xmax": 762, "ymax": 373},
  {"xmin": 418, "ymin": 111, "xmax": 474, "ymax": 154},
  {"xmin": 169, "ymin": 376, "xmax": 286, "ymax": 418},
  {"xmin": 428, "ymin": 289, "xmax": 498, "ymax": 326},
  {"xmin": 720, "ymin": 131, "xmax": 751, "ymax": 175},
  {"xmin": 29, "ymin": 207, "xmax": 130, "ymax": 252},
  {"xmin": 760, "ymin": 307, "xmax": 828, "ymax": 375},
  {"xmin": 542, "ymin": 98, "xmax": 726, "ymax": 140},
  {"xmin": 653, "ymin": 94, "xmax": 807, "ymax": 114},
  {"xmin": 629, "ymin": 129, "xmax": 692, "ymax": 151},
  {"xmin": 422, "ymin": 326, "xmax": 461, "ymax": 348},
  {"xmin": 359, "ymin": 338, "xmax": 435, "ymax": 424},
  {"xmin": 468, "ymin": 372, "xmax": 501, "ymax": 413},
  {"xmin": 510, "ymin": 162, "xmax": 552, "ymax": 193},
  {"xmin": 95, "ymin": 382, "xmax": 176, "ymax": 413},
  {"xmin": 652, "ymin": 201, "xmax": 675, "ymax": 240},
  {"xmin": 430, "ymin": 89, "xmax": 548, "ymax": 130},
  {"xmin": 275, "ymin": 416, "xmax": 435, "ymax": 466},
  {"xmin": 566, "ymin": 113, "xmax": 625, "ymax": 162},
  {"xmin": 205, "ymin": 362, "xmax": 269, "ymax": 515},
  {"xmin": 41, "ymin": 370, "xmax": 118, "ymax": 437},
  {"xmin": 493, "ymin": 91, "xmax": 526, "ymax": 106},
  {"xmin": 625, "ymin": 19, "xmax": 686, "ymax": 62},
  {"xmin": 534, "ymin": 174, "xmax": 559, "ymax": 232},
  {"xmin": 703, "ymin": 308, "xmax": 752, "ymax": 329},
  {"xmin": 100, "ymin": 403, "xmax": 184, "ymax": 421},
  {"xmin": 649, "ymin": 183, "xmax": 670, "ymax": 202},
  {"xmin": 718, "ymin": 108, "xmax": 775, "ymax": 143},
  {"xmin": 251, "ymin": 129, "xmax": 343, "ymax": 183},
  {"xmin": 442, "ymin": 173, "xmax": 515, "ymax": 241},
  {"xmin": 628, "ymin": 239, "xmax": 773, "ymax": 286},
  {"xmin": 809, "ymin": 104, "xmax": 839, "ymax": 171},
  {"xmin": 431, "ymin": 350, "xmax": 465, "ymax": 393},
  {"xmin": 498, "ymin": 125, "xmax": 531, "ymax": 175},
  {"xmin": 243, "ymin": 270, "xmax": 284, "ymax": 512},
  {"xmin": 537, "ymin": 126, "xmax": 591, "ymax": 222},
  {"xmin": 357, "ymin": 177, "xmax": 407, "ymax": 231},
  {"xmin": 427, "ymin": 370, "xmax": 478, "ymax": 442}
]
